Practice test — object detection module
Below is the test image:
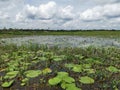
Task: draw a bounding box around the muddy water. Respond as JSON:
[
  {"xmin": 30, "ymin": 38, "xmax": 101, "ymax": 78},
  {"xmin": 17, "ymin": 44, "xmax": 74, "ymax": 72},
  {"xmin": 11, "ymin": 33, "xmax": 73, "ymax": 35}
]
[{"xmin": 1, "ymin": 36, "xmax": 120, "ymax": 48}]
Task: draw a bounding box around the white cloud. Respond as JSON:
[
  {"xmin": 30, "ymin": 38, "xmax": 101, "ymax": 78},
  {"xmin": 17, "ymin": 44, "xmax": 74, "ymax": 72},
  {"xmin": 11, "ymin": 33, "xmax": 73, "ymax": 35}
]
[
  {"xmin": 80, "ymin": 6, "xmax": 103, "ymax": 21},
  {"xmin": 103, "ymin": 3, "xmax": 120, "ymax": 17},
  {"xmin": 16, "ymin": 1, "xmax": 57, "ymax": 22},
  {"xmin": 58, "ymin": 5, "xmax": 75, "ymax": 20},
  {"xmin": 80, "ymin": 3, "xmax": 120, "ymax": 21},
  {"xmin": 0, "ymin": 0, "xmax": 120, "ymax": 29},
  {"xmin": 0, "ymin": 11, "xmax": 9, "ymax": 19},
  {"xmin": 16, "ymin": 1, "xmax": 76, "ymax": 24}
]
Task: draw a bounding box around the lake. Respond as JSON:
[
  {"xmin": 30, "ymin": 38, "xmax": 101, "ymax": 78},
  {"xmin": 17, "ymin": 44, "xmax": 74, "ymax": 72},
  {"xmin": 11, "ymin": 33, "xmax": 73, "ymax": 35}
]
[{"xmin": 1, "ymin": 35, "xmax": 120, "ymax": 48}]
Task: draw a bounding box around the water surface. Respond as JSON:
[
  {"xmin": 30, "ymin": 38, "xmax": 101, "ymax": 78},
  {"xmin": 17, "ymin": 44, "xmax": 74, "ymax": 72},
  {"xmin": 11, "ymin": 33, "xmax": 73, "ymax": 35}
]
[{"xmin": 1, "ymin": 36, "xmax": 120, "ymax": 48}]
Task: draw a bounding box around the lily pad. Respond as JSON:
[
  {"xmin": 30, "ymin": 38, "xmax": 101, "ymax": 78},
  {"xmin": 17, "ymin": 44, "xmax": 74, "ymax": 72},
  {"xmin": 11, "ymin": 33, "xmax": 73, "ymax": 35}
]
[
  {"xmin": 57, "ymin": 72, "xmax": 69, "ymax": 78},
  {"xmin": 79, "ymin": 76, "xmax": 94, "ymax": 84},
  {"xmin": 61, "ymin": 83, "xmax": 81, "ymax": 90},
  {"xmin": 48, "ymin": 77, "xmax": 61, "ymax": 85},
  {"xmin": 72, "ymin": 65, "xmax": 82, "ymax": 72},
  {"xmin": 64, "ymin": 76, "xmax": 75, "ymax": 83},
  {"xmin": 24, "ymin": 70, "xmax": 42, "ymax": 78},
  {"xmin": 4, "ymin": 71, "xmax": 19, "ymax": 79},
  {"xmin": 53, "ymin": 56, "xmax": 63, "ymax": 61},
  {"xmin": 2, "ymin": 80, "xmax": 14, "ymax": 88},
  {"xmin": 65, "ymin": 63, "xmax": 75, "ymax": 68},
  {"xmin": 42, "ymin": 68, "xmax": 52, "ymax": 74},
  {"xmin": 106, "ymin": 66, "xmax": 120, "ymax": 73}
]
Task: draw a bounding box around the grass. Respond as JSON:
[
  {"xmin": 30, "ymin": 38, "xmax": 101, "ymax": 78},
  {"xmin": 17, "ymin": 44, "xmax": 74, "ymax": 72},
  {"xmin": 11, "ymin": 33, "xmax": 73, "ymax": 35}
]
[
  {"xmin": 0, "ymin": 30, "xmax": 120, "ymax": 38},
  {"xmin": 0, "ymin": 43, "xmax": 120, "ymax": 90}
]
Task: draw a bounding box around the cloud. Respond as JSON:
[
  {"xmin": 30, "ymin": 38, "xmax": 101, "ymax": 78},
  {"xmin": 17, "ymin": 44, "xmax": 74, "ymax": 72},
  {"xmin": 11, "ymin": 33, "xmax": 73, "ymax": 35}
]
[
  {"xmin": 16, "ymin": 1, "xmax": 57, "ymax": 21},
  {"xmin": 80, "ymin": 3, "xmax": 120, "ymax": 21},
  {"xmin": 80, "ymin": 6, "xmax": 103, "ymax": 21},
  {"xmin": 0, "ymin": 11, "xmax": 9, "ymax": 19},
  {"xmin": 57, "ymin": 5, "xmax": 75, "ymax": 20},
  {"xmin": 16, "ymin": 1, "xmax": 76, "ymax": 22},
  {"xmin": 0, "ymin": 0, "xmax": 120, "ymax": 29}
]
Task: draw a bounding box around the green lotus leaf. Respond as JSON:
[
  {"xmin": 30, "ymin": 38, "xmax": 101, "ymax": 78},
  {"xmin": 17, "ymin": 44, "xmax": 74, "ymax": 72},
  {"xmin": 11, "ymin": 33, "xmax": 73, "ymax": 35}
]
[
  {"xmin": 48, "ymin": 77, "xmax": 61, "ymax": 85},
  {"xmin": 2, "ymin": 80, "xmax": 14, "ymax": 88},
  {"xmin": 79, "ymin": 76, "xmax": 94, "ymax": 84},
  {"xmin": 84, "ymin": 69, "xmax": 95, "ymax": 74},
  {"xmin": 82, "ymin": 64, "xmax": 91, "ymax": 69},
  {"xmin": 72, "ymin": 65, "xmax": 82, "ymax": 72},
  {"xmin": 75, "ymin": 55, "xmax": 84, "ymax": 59},
  {"xmin": 64, "ymin": 76, "xmax": 75, "ymax": 83},
  {"xmin": 61, "ymin": 83, "xmax": 81, "ymax": 90},
  {"xmin": 21, "ymin": 78, "xmax": 29, "ymax": 86},
  {"xmin": 57, "ymin": 72, "xmax": 69, "ymax": 78},
  {"xmin": 53, "ymin": 56, "xmax": 63, "ymax": 61},
  {"xmin": 106, "ymin": 66, "xmax": 119, "ymax": 73},
  {"xmin": 24, "ymin": 70, "xmax": 42, "ymax": 78},
  {"xmin": 22, "ymin": 78, "xmax": 29, "ymax": 83},
  {"xmin": 39, "ymin": 57, "xmax": 48, "ymax": 61},
  {"xmin": 21, "ymin": 83, "xmax": 26, "ymax": 86},
  {"xmin": 65, "ymin": 63, "xmax": 75, "ymax": 68},
  {"xmin": 4, "ymin": 71, "xmax": 19, "ymax": 79},
  {"xmin": 42, "ymin": 68, "xmax": 52, "ymax": 74}
]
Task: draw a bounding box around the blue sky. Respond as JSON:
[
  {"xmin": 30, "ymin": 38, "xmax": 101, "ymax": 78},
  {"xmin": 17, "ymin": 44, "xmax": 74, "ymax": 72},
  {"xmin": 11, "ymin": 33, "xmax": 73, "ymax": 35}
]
[{"xmin": 0, "ymin": 0, "xmax": 120, "ymax": 30}]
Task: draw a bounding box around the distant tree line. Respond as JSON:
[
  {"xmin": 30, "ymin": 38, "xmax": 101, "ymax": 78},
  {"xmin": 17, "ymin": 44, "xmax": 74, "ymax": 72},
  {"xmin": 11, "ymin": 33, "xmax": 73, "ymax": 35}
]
[{"xmin": 0, "ymin": 28, "xmax": 119, "ymax": 32}]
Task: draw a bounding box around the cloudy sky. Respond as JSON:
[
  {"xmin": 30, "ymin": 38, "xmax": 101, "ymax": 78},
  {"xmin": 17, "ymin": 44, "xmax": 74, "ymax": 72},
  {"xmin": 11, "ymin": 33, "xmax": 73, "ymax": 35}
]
[{"xmin": 0, "ymin": 0, "xmax": 120, "ymax": 30}]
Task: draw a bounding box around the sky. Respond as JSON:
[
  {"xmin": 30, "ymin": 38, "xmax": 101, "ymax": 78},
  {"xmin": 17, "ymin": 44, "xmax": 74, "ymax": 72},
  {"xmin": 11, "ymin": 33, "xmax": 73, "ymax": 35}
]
[{"xmin": 0, "ymin": 0, "xmax": 120, "ymax": 30}]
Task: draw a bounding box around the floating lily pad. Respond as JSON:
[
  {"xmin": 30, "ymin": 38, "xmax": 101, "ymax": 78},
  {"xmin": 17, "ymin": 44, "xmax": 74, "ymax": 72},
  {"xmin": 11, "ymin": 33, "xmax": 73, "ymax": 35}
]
[
  {"xmin": 106, "ymin": 66, "xmax": 120, "ymax": 73},
  {"xmin": 48, "ymin": 77, "xmax": 61, "ymax": 85},
  {"xmin": 24, "ymin": 70, "xmax": 42, "ymax": 78},
  {"xmin": 64, "ymin": 76, "xmax": 75, "ymax": 83},
  {"xmin": 42, "ymin": 68, "xmax": 52, "ymax": 74},
  {"xmin": 53, "ymin": 56, "xmax": 63, "ymax": 61},
  {"xmin": 72, "ymin": 65, "xmax": 82, "ymax": 72},
  {"xmin": 2, "ymin": 80, "xmax": 14, "ymax": 88},
  {"xmin": 21, "ymin": 78, "xmax": 29, "ymax": 86},
  {"xmin": 57, "ymin": 72, "xmax": 69, "ymax": 78},
  {"xmin": 39, "ymin": 57, "xmax": 48, "ymax": 61},
  {"xmin": 61, "ymin": 83, "xmax": 81, "ymax": 90},
  {"xmin": 79, "ymin": 76, "xmax": 94, "ymax": 84},
  {"xmin": 4, "ymin": 71, "xmax": 19, "ymax": 79},
  {"xmin": 65, "ymin": 63, "xmax": 75, "ymax": 68}
]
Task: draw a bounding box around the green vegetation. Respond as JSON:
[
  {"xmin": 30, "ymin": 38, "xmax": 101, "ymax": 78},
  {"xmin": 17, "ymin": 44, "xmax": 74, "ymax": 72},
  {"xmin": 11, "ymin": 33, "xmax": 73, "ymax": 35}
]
[
  {"xmin": 0, "ymin": 42, "xmax": 120, "ymax": 90},
  {"xmin": 0, "ymin": 30, "xmax": 120, "ymax": 38}
]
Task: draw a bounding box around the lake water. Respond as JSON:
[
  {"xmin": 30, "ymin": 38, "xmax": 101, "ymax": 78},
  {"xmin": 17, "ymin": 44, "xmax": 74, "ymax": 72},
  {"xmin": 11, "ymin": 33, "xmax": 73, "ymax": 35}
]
[{"xmin": 1, "ymin": 36, "xmax": 120, "ymax": 48}]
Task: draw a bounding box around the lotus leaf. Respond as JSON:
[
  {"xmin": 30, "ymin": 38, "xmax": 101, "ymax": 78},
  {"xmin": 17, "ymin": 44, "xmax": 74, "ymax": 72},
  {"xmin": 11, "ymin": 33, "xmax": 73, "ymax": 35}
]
[
  {"xmin": 61, "ymin": 83, "xmax": 81, "ymax": 90},
  {"xmin": 2, "ymin": 80, "xmax": 14, "ymax": 88},
  {"xmin": 48, "ymin": 77, "xmax": 61, "ymax": 85},
  {"xmin": 106, "ymin": 66, "xmax": 120, "ymax": 73},
  {"xmin": 4, "ymin": 71, "xmax": 19, "ymax": 79},
  {"xmin": 57, "ymin": 72, "xmax": 69, "ymax": 78},
  {"xmin": 79, "ymin": 76, "xmax": 94, "ymax": 84},
  {"xmin": 24, "ymin": 70, "xmax": 41, "ymax": 78},
  {"xmin": 64, "ymin": 76, "xmax": 75, "ymax": 83},
  {"xmin": 39, "ymin": 57, "xmax": 48, "ymax": 61},
  {"xmin": 72, "ymin": 65, "xmax": 82, "ymax": 72},
  {"xmin": 65, "ymin": 63, "xmax": 75, "ymax": 68},
  {"xmin": 42, "ymin": 68, "xmax": 52, "ymax": 74}
]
